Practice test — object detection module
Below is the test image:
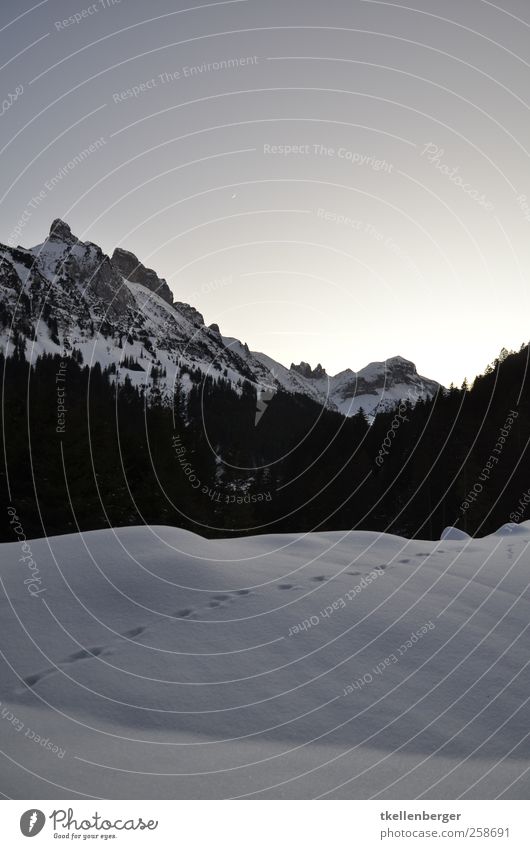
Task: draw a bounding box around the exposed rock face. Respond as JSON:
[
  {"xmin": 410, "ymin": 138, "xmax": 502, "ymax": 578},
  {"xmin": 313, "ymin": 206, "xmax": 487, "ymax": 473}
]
[
  {"xmin": 292, "ymin": 356, "xmax": 435, "ymax": 395},
  {"xmin": 290, "ymin": 362, "xmax": 327, "ymax": 379},
  {"xmin": 339, "ymin": 356, "xmax": 437, "ymax": 397},
  {"xmin": 49, "ymin": 218, "xmax": 77, "ymax": 244},
  {"xmin": 173, "ymin": 301, "xmax": 205, "ymax": 328},
  {"xmin": 111, "ymin": 247, "xmax": 174, "ymax": 306},
  {"xmin": 30, "ymin": 220, "xmax": 134, "ymax": 318}
]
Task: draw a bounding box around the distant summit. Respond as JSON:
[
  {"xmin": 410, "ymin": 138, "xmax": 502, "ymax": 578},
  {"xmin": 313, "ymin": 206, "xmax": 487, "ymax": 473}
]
[
  {"xmin": 290, "ymin": 362, "xmax": 327, "ymax": 379},
  {"xmin": 287, "ymin": 355, "xmax": 439, "ymax": 417}
]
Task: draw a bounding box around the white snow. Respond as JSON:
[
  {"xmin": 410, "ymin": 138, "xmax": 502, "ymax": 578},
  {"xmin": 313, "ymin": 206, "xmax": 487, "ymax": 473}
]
[
  {"xmin": 441, "ymin": 527, "xmax": 472, "ymax": 541},
  {"xmin": 309, "ymin": 358, "xmax": 438, "ymax": 418},
  {"xmin": 2, "ymin": 226, "xmax": 440, "ymax": 419},
  {"xmin": 0, "ymin": 523, "xmax": 528, "ymax": 799},
  {"xmin": 222, "ymin": 336, "xmax": 332, "ymax": 407},
  {"xmin": 220, "ymin": 339, "xmax": 438, "ymax": 418},
  {"xmin": 493, "ymin": 523, "xmax": 530, "ymax": 537}
]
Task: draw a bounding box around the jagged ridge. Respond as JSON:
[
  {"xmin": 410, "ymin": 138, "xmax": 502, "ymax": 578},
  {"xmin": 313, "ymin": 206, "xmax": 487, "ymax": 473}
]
[{"xmin": 0, "ymin": 220, "xmax": 440, "ymax": 417}]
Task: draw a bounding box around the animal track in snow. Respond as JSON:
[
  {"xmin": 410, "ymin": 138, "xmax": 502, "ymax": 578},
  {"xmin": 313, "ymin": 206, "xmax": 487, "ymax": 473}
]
[
  {"xmin": 174, "ymin": 588, "xmax": 255, "ymax": 619},
  {"xmin": 68, "ymin": 647, "xmax": 105, "ymax": 662},
  {"xmin": 23, "ymin": 669, "xmax": 54, "ymax": 688},
  {"xmin": 122, "ymin": 626, "xmax": 145, "ymax": 638},
  {"xmin": 22, "ymin": 646, "xmax": 108, "ymax": 690},
  {"xmin": 20, "ymin": 588, "xmax": 261, "ymax": 693}
]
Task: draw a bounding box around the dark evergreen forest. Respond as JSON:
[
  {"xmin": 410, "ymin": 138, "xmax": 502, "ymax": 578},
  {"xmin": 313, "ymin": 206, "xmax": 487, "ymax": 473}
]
[{"xmin": 2, "ymin": 343, "xmax": 529, "ymax": 542}]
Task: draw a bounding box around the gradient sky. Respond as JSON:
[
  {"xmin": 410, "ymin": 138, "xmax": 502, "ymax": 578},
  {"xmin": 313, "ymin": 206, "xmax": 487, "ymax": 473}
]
[{"xmin": 1, "ymin": 0, "xmax": 530, "ymax": 386}]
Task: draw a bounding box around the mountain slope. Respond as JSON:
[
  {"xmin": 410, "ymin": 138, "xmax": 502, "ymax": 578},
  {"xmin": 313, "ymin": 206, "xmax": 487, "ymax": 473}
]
[
  {"xmin": 291, "ymin": 357, "xmax": 440, "ymax": 416},
  {"xmin": 0, "ymin": 220, "xmax": 440, "ymax": 417}
]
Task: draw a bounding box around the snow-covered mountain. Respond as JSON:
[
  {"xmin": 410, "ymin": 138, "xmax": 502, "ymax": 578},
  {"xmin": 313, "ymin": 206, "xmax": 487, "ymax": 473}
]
[
  {"xmin": 0, "ymin": 220, "xmax": 440, "ymax": 417},
  {"xmin": 290, "ymin": 357, "xmax": 440, "ymax": 416}
]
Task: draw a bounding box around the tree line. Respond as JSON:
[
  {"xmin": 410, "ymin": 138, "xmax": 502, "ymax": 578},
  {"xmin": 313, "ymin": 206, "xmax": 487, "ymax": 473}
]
[{"xmin": 1, "ymin": 344, "xmax": 529, "ymax": 542}]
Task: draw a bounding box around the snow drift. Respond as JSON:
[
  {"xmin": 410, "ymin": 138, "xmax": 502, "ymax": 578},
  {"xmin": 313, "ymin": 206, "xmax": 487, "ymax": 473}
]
[{"xmin": 0, "ymin": 523, "xmax": 528, "ymax": 799}]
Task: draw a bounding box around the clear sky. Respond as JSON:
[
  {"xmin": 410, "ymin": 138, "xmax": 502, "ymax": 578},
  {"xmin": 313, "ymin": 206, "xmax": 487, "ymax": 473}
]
[{"xmin": 1, "ymin": 0, "xmax": 529, "ymax": 386}]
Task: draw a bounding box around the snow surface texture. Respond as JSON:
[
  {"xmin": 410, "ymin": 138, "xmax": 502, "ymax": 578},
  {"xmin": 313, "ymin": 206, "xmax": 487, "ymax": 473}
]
[
  {"xmin": 0, "ymin": 220, "xmax": 440, "ymax": 418},
  {"xmin": 0, "ymin": 523, "xmax": 528, "ymax": 799}
]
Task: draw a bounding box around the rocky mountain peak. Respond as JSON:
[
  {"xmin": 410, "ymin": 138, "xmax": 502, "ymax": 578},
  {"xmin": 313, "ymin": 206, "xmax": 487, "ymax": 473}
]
[
  {"xmin": 27, "ymin": 220, "xmax": 135, "ymax": 319},
  {"xmin": 386, "ymin": 355, "xmax": 416, "ymax": 372},
  {"xmin": 49, "ymin": 218, "xmax": 76, "ymax": 244},
  {"xmin": 290, "ymin": 361, "xmax": 327, "ymax": 380},
  {"xmin": 111, "ymin": 247, "xmax": 174, "ymax": 306}
]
